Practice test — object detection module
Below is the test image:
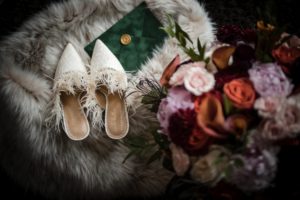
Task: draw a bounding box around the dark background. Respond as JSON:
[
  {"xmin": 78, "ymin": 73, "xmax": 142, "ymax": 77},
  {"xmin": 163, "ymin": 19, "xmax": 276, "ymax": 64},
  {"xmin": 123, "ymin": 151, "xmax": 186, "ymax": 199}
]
[{"xmin": 0, "ymin": 0, "xmax": 299, "ymax": 199}]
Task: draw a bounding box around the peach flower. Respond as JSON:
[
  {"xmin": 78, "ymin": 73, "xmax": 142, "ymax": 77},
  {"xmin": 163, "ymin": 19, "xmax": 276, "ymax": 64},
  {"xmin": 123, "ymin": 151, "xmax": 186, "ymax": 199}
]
[{"xmin": 223, "ymin": 78, "xmax": 256, "ymax": 109}]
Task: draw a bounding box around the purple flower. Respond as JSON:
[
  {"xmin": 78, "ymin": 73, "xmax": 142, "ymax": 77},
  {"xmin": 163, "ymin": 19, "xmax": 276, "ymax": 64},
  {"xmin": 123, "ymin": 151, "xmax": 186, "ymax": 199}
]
[
  {"xmin": 229, "ymin": 150, "xmax": 277, "ymax": 191},
  {"xmin": 228, "ymin": 131, "xmax": 278, "ymax": 191},
  {"xmin": 248, "ymin": 62, "xmax": 293, "ymax": 97},
  {"xmin": 157, "ymin": 87, "xmax": 194, "ymax": 134}
]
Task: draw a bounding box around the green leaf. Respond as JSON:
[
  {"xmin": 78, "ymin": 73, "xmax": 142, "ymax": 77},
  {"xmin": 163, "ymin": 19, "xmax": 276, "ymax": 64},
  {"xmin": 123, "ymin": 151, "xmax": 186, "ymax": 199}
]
[
  {"xmin": 174, "ymin": 21, "xmax": 193, "ymax": 45},
  {"xmin": 160, "ymin": 14, "xmax": 176, "ymax": 37},
  {"xmin": 197, "ymin": 38, "xmax": 202, "ymax": 56},
  {"xmin": 152, "ymin": 130, "xmax": 170, "ymax": 150},
  {"xmin": 160, "ymin": 27, "xmax": 175, "ymax": 37},
  {"xmin": 234, "ymin": 158, "xmax": 244, "ymax": 167},
  {"xmin": 200, "ymin": 44, "xmax": 206, "ymax": 60},
  {"xmin": 147, "ymin": 150, "xmax": 163, "ymax": 165},
  {"xmin": 223, "ymin": 94, "xmax": 234, "ymax": 116},
  {"xmin": 213, "ymin": 153, "xmax": 228, "ymax": 166},
  {"xmin": 177, "ymin": 24, "xmax": 193, "ymax": 44},
  {"xmin": 224, "ymin": 165, "xmax": 233, "ymax": 179},
  {"xmin": 178, "ymin": 32, "xmax": 187, "ymax": 47},
  {"xmin": 141, "ymin": 88, "xmax": 166, "ymax": 113},
  {"xmin": 204, "ymin": 57, "xmax": 210, "ymax": 64},
  {"xmin": 166, "ymin": 13, "xmax": 175, "ymax": 28},
  {"xmin": 160, "ymin": 14, "xmax": 211, "ymax": 64},
  {"xmin": 124, "ymin": 135, "xmax": 148, "ymax": 148}
]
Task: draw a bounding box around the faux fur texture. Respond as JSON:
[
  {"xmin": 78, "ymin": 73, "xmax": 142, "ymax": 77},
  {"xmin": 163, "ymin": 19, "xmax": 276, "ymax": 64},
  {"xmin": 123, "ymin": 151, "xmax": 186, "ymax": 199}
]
[{"xmin": 0, "ymin": 0, "xmax": 214, "ymax": 199}]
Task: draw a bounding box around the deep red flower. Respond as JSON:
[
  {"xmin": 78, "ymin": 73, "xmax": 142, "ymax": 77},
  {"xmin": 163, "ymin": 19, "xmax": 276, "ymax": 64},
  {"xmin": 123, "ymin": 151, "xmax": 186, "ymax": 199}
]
[
  {"xmin": 217, "ymin": 25, "xmax": 256, "ymax": 45},
  {"xmin": 217, "ymin": 25, "xmax": 243, "ymax": 45},
  {"xmin": 241, "ymin": 28, "xmax": 257, "ymax": 44},
  {"xmin": 168, "ymin": 109, "xmax": 211, "ymax": 155},
  {"xmin": 272, "ymin": 45, "xmax": 300, "ymax": 65},
  {"xmin": 214, "ymin": 69, "xmax": 248, "ymax": 90}
]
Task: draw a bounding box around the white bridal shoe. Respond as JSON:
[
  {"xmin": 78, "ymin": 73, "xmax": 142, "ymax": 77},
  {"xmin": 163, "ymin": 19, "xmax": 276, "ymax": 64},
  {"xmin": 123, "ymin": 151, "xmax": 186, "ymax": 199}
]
[
  {"xmin": 52, "ymin": 43, "xmax": 90, "ymax": 140},
  {"xmin": 89, "ymin": 39, "xmax": 129, "ymax": 139}
]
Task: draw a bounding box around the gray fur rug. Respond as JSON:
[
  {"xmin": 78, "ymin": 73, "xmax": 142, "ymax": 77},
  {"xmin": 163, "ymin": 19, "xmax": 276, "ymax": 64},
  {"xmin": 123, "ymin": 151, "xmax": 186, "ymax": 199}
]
[{"xmin": 0, "ymin": 0, "xmax": 214, "ymax": 199}]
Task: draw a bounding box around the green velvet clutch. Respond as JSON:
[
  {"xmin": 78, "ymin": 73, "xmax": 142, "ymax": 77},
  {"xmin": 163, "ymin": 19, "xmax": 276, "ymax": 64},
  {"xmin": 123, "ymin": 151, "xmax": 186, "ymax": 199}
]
[{"xmin": 84, "ymin": 2, "xmax": 167, "ymax": 72}]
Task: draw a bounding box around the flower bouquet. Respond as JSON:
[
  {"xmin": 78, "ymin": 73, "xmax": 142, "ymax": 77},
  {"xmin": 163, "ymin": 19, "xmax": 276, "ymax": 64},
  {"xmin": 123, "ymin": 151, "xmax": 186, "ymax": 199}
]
[{"xmin": 125, "ymin": 16, "xmax": 300, "ymax": 198}]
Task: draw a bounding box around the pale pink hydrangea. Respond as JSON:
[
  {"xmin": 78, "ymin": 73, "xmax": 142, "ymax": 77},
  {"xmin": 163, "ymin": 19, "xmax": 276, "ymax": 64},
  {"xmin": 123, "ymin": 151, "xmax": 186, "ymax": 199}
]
[
  {"xmin": 260, "ymin": 96, "xmax": 300, "ymax": 140},
  {"xmin": 275, "ymin": 97, "xmax": 300, "ymax": 134},
  {"xmin": 254, "ymin": 97, "xmax": 284, "ymax": 118}
]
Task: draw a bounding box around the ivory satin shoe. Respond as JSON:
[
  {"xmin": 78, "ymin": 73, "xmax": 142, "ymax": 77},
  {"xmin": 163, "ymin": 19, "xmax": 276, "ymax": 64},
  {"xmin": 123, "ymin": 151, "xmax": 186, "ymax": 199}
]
[
  {"xmin": 89, "ymin": 39, "xmax": 129, "ymax": 140},
  {"xmin": 52, "ymin": 43, "xmax": 90, "ymax": 141}
]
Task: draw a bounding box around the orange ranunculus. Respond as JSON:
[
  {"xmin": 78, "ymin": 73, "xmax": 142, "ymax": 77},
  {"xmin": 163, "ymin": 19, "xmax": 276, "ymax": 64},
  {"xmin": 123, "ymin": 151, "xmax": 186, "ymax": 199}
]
[
  {"xmin": 160, "ymin": 55, "xmax": 181, "ymax": 87},
  {"xmin": 223, "ymin": 78, "xmax": 256, "ymax": 109}
]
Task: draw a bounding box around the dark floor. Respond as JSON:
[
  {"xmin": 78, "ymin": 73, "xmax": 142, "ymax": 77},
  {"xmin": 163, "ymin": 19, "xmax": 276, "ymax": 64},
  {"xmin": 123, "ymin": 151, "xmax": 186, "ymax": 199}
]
[{"xmin": 0, "ymin": 0, "xmax": 299, "ymax": 199}]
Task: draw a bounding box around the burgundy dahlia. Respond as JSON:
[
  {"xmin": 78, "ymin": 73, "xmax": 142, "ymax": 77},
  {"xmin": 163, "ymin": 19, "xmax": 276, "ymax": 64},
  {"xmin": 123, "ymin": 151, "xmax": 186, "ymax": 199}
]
[{"xmin": 168, "ymin": 109, "xmax": 210, "ymax": 155}]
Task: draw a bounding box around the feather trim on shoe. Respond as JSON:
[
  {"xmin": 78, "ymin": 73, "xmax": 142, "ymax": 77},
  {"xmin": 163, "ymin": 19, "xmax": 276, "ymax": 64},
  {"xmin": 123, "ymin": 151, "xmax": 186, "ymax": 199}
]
[
  {"xmin": 92, "ymin": 68, "xmax": 128, "ymax": 94},
  {"xmin": 54, "ymin": 71, "xmax": 88, "ymax": 94},
  {"xmin": 46, "ymin": 71, "xmax": 88, "ymax": 131},
  {"xmin": 82, "ymin": 83, "xmax": 105, "ymax": 128}
]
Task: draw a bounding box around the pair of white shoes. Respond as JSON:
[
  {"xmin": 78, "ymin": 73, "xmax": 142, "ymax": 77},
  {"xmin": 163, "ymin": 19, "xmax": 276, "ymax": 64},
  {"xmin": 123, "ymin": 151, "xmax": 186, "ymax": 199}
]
[{"xmin": 51, "ymin": 40, "xmax": 129, "ymax": 141}]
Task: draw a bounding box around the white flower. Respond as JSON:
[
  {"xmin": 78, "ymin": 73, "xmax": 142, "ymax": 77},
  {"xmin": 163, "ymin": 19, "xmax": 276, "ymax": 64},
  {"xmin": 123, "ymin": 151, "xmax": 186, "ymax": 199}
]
[{"xmin": 183, "ymin": 67, "xmax": 215, "ymax": 96}]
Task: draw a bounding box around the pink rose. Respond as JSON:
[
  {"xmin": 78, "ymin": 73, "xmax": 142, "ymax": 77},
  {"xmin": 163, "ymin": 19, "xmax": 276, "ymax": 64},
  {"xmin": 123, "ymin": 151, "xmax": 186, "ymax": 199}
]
[
  {"xmin": 184, "ymin": 67, "xmax": 215, "ymax": 96},
  {"xmin": 169, "ymin": 61, "xmax": 215, "ymax": 96},
  {"xmin": 169, "ymin": 61, "xmax": 206, "ymax": 86}
]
